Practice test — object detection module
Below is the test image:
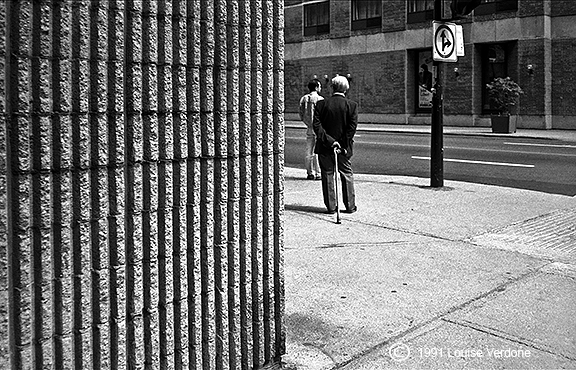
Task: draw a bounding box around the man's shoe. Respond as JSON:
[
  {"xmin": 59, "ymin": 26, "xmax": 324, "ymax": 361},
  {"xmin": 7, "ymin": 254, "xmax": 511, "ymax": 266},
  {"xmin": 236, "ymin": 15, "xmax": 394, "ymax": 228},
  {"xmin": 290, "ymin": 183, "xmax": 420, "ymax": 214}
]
[
  {"xmin": 324, "ymin": 209, "xmax": 336, "ymax": 214},
  {"xmin": 307, "ymin": 174, "xmax": 315, "ymax": 180},
  {"xmin": 314, "ymin": 175, "xmax": 321, "ymax": 180},
  {"xmin": 343, "ymin": 207, "xmax": 357, "ymax": 214}
]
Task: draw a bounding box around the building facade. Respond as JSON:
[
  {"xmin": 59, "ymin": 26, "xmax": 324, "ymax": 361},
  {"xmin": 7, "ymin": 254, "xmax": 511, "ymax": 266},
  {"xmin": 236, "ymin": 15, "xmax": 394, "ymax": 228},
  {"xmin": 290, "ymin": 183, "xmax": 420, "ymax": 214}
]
[{"xmin": 285, "ymin": 0, "xmax": 576, "ymax": 130}]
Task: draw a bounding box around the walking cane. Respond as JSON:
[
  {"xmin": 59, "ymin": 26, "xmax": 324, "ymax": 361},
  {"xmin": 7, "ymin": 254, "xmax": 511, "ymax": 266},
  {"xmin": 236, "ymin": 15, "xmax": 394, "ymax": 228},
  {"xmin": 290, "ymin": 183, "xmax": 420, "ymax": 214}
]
[{"xmin": 334, "ymin": 146, "xmax": 341, "ymax": 224}]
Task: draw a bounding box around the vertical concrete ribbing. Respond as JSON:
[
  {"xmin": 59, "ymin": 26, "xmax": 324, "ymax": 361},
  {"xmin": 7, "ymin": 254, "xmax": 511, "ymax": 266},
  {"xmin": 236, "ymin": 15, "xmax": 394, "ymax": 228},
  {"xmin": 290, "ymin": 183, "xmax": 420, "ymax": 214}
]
[
  {"xmin": 125, "ymin": 0, "xmax": 145, "ymax": 368},
  {"xmin": 51, "ymin": 1, "xmax": 74, "ymax": 367},
  {"xmin": 70, "ymin": 1, "xmax": 92, "ymax": 366},
  {"xmin": 200, "ymin": 0, "xmax": 216, "ymax": 366},
  {"xmin": 238, "ymin": 0, "xmax": 253, "ymax": 367},
  {"xmin": 226, "ymin": 1, "xmax": 241, "ymax": 368},
  {"xmin": 30, "ymin": 1, "xmax": 55, "ymax": 367},
  {"xmin": 26, "ymin": 0, "xmax": 53, "ymax": 366},
  {"xmin": 250, "ymin": 0, "xmax": 265, "ymax": 365},
  {"xmin": 172, "ymin": 1, "xmax": 190, "ymax": 367},
  {"xmin": 261, "ymin": 0, "xmax": 275, "ymax": 362},
  {"xmin": 273, "ymin": 0, "xmax": 286, "ymax": 360},
  {"xmin": 187, "ymin": 159, "xmax": 202, "ymax": 370},
  {"xmin": 158, "ymin": 2, "xmax": 177, "ymax": 368},
  {"xmin": 1, "ymin": 0, "xmax": 285, "ymax": 368},
  {"xmin": 141, "ymin": 1, "xmax": 160, "ymax": 368},
  {"xmin": 0, "ymin": 9, "xmax": 5, "ymax": 353},
  {"xmin": 173, "ymin": 0, "xmax": 188, "ymax": 159},
  {"xmin": 5, "ymin": 1, "xmax": 33, "ymax": 367},
  {"xmin": 110, "ymin": 168, "xmax": 127, "ymax": 370},
  {"xmin": 68, "ymin": 2, "xmax": 84, "ymax": 368},
  {"xmin": 104, "ymin": 3, "xmax": 125, "ymax": 368},
  {"xmin": 186, "ymin": 0, "xmax": 203, "ymax": 368},
  {"xmin": 0, "ymin": 0, "xmax": 9, "ymax": 365},
  {"xmin": 213, "ymin": 0, "xmax": 230, "ymax": 367},
  {"xmin": 107, "ymin": 1, "xmax": 127, "ymax": 368},
  {"xmin": 89, "ymin": 2, "xmax": 113, "ymax": 368}
]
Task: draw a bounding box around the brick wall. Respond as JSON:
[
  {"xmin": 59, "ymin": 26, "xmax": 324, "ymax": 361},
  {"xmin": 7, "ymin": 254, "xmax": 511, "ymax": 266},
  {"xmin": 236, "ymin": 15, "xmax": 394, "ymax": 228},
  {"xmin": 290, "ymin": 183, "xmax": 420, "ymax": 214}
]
[
  {"xmin": 285, "ymin": 60, "xmax": 304, "ymax": 113},
  {"xmin": 382, "ymin": 0, "xmax": 406, "ymax": 32},
  {"xmin": 552, "ymin": 39, "xmax": 576, "ymax": 116},
  {"xmin": 518, "ymin": 38, "xmax": 547, "ymax": 115},
  {"xmin": 518, "ymin": 0, "xmax": 546, "ymax": 17},
  {"xmin": 551, "ymin": 0, "xmax": 576, "ymax": 17},
  {"xmin": 347, "ymin": 51, "xmax": 406, "ymax": 114},
  {"xmin": 286, "ymin": 50, "xmax": 407, "ymax": 116},
  {"xmin": 284, "ymin": 2, "xmax": 302, "ymax": 44},
  {"xmin": 0, "ymin": 0, "xmax": 285, "ymax": 368},
  {"xmin": 330, "ymin": 0, "xmax": 351, "ymax": 39},
  {"xmin": 445, "ymin": 45, "xmax": 475, "ymax": 116}
]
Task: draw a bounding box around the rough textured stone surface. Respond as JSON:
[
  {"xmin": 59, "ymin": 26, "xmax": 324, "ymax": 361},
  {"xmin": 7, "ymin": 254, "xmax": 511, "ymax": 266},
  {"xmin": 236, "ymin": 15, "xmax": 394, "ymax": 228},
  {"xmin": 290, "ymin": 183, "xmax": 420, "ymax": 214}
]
[{"xmin": 0, "ymin": 0, "xmax": 285, "ymax": 368}]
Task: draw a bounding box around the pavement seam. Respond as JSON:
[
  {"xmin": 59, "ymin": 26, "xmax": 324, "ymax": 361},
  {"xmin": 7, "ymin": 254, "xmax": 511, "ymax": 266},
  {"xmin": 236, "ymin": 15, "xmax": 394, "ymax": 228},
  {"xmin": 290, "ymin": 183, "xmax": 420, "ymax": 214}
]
[
  {"xmin": 315, "ymin": 241, "xmax": 413, "ymax": 249},
  {"xmin": 442, "ymin": 317, "xmax": 576, "ymax": 362},
  {"xmin": 349, "ymin": 219, "xmax": 461, "ymax": 244},
  {"xmin": 285, "ymin": 241, "xmax": 418, "ymax": 251},
  {"xmin": 468, "ymin": 208, "xmax": 574, "ymax": 238},
  {"xmin": 540, "ymin": 262, "xmax": 576, "ymax": 280},
  {"xmin": 330, "ymin": 266, "xmax": 545, "ymax": 369},
  {"xmin": 285, "ymin": 208, "xmax": 462, "ymax": 244},
  {"xmin": 467, "ymin": 208, "xmax": 576, "ymax": 264}
]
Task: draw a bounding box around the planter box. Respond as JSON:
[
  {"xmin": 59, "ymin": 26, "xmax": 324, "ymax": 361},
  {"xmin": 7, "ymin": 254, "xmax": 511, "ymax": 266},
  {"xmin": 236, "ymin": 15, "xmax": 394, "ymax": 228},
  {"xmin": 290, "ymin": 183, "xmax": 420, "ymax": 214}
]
[{"xmin": 491, "ymin": 115, "xmax": 516, "ymax": 133}]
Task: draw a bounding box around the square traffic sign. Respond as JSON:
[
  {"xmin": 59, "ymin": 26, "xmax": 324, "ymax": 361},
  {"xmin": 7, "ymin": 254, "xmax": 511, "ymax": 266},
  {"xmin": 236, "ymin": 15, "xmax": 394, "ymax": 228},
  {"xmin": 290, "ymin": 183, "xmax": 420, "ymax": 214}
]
[{"xmin": 433, "ymin": 21, "xmax": 458, "ymax": 62}]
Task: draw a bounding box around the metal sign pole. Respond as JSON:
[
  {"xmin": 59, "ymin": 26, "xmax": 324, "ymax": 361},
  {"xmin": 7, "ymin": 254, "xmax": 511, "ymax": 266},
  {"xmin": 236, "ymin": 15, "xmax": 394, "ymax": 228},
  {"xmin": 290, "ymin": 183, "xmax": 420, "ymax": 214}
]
[{"xmin": 431, "ymin": 0, "xmax": 444, "ymax": 188}]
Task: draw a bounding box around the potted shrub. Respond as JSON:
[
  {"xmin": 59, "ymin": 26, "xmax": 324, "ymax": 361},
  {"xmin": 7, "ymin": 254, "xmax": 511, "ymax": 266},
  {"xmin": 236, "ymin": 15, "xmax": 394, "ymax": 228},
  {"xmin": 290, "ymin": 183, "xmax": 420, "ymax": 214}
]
[{"xmin": 486, "ymin": 77, "xmax": 524, "ymax": 133}]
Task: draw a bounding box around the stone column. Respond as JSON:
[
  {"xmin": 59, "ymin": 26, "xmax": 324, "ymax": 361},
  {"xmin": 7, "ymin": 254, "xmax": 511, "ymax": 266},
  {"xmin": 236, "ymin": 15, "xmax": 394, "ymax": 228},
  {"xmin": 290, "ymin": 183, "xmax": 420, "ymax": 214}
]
[{"xmin": 0, "ymin": 0, "xmax": 285, "ymax": 368}]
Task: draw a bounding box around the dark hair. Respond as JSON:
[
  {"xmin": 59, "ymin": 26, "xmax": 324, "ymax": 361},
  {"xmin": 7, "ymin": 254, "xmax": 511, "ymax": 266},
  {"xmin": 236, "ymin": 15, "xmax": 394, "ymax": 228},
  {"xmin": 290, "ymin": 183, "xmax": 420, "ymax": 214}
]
[
  {"xmin": 307, "ymin": 79, "xmax": 321, "ymax": 92},
  {"xmin": 421, "ymin": 64, "xmax": 429, "ymax": 71}
]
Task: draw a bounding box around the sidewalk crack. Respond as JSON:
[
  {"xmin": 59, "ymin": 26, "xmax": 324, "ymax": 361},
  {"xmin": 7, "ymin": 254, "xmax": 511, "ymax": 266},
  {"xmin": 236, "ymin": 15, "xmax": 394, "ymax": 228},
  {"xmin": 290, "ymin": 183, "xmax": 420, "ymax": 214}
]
[
  {"xmin": 442, "ymin": 317, "xmax": 576, "ymax": 361},
  {"xmin": 330, "ymin": 266, "xmax": 545, "ymax": 369}
]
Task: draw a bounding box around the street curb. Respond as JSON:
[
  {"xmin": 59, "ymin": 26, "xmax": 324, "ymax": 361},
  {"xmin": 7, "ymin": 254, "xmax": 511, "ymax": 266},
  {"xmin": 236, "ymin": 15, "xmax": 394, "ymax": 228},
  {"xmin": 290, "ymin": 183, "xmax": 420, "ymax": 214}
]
[
  {"xmin": 356, "ymin": 127, "xmax": 558, "ymax": 140},
  {"xmin": 284, "ymin": 123, "xmax": 560, "ymax": 141}
]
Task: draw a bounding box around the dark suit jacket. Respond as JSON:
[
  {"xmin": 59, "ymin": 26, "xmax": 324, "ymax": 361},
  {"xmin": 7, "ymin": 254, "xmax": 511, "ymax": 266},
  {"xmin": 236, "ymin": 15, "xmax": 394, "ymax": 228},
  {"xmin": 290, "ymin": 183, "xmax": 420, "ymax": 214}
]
[{"xmin": 312, "ymin": 94, "xmax": 358, "ymax": 157}]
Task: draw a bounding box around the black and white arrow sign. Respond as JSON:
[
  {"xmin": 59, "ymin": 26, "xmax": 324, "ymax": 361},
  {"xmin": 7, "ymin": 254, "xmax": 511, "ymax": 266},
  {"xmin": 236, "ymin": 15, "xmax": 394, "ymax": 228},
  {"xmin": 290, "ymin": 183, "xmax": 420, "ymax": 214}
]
[{"xmin": 433, "ymin": 21, "xmax": 457, "ymax": 62}]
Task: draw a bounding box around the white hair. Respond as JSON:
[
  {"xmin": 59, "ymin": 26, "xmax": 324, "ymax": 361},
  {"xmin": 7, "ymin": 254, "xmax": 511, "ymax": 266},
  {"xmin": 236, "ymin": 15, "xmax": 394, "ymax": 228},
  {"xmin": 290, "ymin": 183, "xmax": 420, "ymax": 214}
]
[{"xmin": 331, "ymin": 75, "xmax": 349, "ymax": 93}]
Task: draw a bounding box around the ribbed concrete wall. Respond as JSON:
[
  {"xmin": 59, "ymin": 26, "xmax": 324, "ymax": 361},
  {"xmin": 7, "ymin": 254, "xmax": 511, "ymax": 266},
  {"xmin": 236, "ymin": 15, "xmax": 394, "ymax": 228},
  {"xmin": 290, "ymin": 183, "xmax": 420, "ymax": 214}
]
[{"xmin": 0, "ymin": 0, "xmax": 285, "ymax": 368}]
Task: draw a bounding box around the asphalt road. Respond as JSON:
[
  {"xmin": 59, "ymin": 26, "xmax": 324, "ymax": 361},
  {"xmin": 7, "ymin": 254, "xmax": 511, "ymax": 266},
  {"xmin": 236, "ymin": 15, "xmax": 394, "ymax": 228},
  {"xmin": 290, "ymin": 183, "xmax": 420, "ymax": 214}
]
[{"xmin": 285, "ymin": 127, "xmax": 576, "ymax": 196}]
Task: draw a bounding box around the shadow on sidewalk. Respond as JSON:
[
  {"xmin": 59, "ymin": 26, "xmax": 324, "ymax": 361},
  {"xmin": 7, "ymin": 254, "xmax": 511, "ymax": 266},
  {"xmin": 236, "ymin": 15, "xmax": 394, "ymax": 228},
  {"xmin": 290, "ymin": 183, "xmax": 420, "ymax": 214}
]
[
  {"xmin": 285, "ymin": 204, "xmax": 326, "ymax": 214},
  {"xmin": 285, "ymin": 175, "xmax": 322, "ymax": 182}
]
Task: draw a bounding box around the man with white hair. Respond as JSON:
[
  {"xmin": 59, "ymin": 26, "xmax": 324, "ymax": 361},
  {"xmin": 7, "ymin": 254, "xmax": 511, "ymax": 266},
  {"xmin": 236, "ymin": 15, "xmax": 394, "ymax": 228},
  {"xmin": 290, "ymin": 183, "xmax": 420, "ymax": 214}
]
[{"xmin": 312, "ymin": 75, "xmax": 358, "ymax": 214}]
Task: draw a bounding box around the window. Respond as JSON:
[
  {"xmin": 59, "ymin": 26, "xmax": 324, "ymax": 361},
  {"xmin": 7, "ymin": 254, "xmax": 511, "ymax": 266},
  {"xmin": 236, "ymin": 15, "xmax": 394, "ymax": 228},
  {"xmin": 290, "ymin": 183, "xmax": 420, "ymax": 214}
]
[
  {"xmin": 481, "ymin": 44, "xmax": 509, "ymax": 113},
  {"xmin": 351, "ymin": 0, "xmax": 382, "ymax": 30},
  {"xmin": 304, "ymin": 1, "xmax": 330, "ymax": 36},
  {"xmin": 407, "ymin": 0, "xmax": 434, "ymax": 23},
  {"xmin": 474, "ymin": 0, "xmax": 518, "ymax": 16},
  {"xmin": 416, "ymin": 51, "xmax": 434, "ymax": 111}
]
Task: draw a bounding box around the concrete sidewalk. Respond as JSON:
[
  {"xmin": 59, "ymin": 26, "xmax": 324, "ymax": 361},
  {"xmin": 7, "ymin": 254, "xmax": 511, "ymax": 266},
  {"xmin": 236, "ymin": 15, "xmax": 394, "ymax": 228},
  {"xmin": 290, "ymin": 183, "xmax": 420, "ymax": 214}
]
[
  {"xmin": 281, "ymin": 167, "xmax": 576, "ymax": 369},
  {"xmin": 285, "ymin": 120, "xmax": 576, "ymax": 142}
]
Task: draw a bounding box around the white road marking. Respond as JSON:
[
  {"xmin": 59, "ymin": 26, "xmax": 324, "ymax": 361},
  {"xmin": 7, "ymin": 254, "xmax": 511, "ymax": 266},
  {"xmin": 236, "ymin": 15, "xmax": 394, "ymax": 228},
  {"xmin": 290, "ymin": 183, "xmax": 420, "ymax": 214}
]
[
  {"xmin": 504, "ymin": 142, "xmax": 576, "ymax": 149},
  {"xmin": 287, "ymin": 136, "xmax": 576, "ymax": 156},
  {"xmin": 355, "ymin": 141, "xmax": 428, "ymax": 148},
  {"xmin": 411, "ymin": 156, "xmax": 535, "ymax": 168}
]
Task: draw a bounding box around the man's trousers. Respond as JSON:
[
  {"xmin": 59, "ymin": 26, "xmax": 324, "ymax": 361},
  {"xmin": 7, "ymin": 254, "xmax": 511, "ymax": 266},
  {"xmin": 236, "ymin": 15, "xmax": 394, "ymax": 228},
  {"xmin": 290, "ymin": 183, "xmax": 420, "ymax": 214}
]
[
  {"xmin": 305, "ymin": 134, "xmax": 320, "ymax": 176},
  {"xmin": 318, "ymin": 152, "xmax": 356, "ymax": 212}
]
